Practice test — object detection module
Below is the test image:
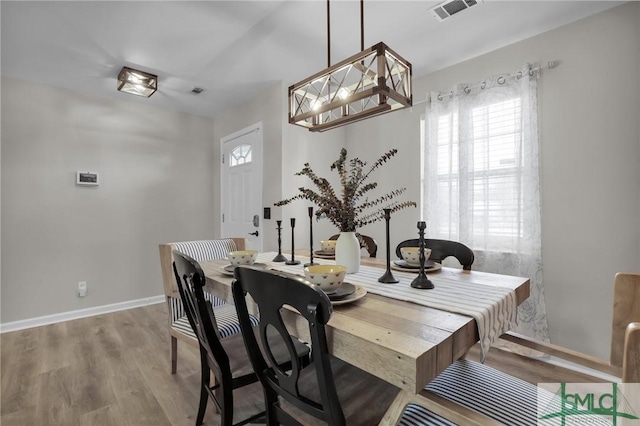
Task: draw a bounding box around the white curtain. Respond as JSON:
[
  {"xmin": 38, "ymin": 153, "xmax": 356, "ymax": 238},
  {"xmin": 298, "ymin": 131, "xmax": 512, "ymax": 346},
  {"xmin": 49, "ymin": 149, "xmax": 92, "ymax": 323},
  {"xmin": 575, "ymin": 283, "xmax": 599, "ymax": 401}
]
[{"xmin": 423, "ymin": 65, "xmax": 549, "ymax": 341}]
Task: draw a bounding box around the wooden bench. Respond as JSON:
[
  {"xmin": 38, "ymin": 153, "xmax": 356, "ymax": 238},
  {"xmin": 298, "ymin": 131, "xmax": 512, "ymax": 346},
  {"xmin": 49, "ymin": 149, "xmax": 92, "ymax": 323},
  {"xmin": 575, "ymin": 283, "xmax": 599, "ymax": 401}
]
[{"xmin": 385, "ymin": 272, "xmax": 640, "ymax": 425}]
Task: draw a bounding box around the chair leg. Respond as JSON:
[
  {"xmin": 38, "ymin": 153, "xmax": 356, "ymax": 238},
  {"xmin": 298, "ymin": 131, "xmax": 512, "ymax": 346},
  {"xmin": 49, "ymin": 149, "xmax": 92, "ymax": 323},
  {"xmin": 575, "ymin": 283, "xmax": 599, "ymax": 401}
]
[
  {"xmin": 196, "ymin": 351, "xmax": 210, "ymax": 426},
  {"xmin": 171, "ymin": 336, "xmax": 178, "ymax": 374},
  {"xmin": 220, "ymin": 380, "xmax": 234, "ymax": 426}
]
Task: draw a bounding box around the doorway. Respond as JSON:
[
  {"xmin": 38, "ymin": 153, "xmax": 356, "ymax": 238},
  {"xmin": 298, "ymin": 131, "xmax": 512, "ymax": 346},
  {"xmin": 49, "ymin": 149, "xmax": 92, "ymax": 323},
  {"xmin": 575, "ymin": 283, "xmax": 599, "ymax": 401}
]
[{"xmin": 220, "ymin": 122, "xmax": 263, "ymax": 251}]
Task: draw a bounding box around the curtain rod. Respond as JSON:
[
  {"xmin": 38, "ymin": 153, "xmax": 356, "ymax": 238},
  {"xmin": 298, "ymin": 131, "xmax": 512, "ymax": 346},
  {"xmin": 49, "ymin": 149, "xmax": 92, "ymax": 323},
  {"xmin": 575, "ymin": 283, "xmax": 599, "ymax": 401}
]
[{"xmin": 412, "ymin": 61, "xmax": 560, "ymax": 107}]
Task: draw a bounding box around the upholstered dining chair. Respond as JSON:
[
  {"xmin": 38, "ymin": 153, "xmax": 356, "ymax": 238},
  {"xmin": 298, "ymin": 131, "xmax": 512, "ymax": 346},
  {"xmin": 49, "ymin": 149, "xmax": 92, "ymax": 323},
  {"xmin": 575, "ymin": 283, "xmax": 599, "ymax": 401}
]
[
  {"xmin": 173, "ymin": 251, "xmax": 310, "ymax": 426},
  {"xmin": 232, "ymin": 267, "xmax": 402, "ymax": 425},
  {"xmin": 329, "ymin": 233, "xmax": 378, "ymax": 257},
  {"xmin": 395, "ymin": 239, "xmax": 474, "ymax": 270},
  {"xmin": 159, "ymin": 238, "xmax": 247, "ymax": 373},
  {"xmin": 391, "ymin": 272, "xmax": 640, "ymax": 425}
]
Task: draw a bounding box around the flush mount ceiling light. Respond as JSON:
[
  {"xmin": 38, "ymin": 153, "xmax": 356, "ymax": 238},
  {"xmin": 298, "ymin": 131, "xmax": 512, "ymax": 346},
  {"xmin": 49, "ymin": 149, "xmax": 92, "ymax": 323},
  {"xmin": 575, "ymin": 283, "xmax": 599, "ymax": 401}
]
[
  {"xmin": 289, "ymin": 0, "xmax": 412, "ymax": 132},
  {"xmin": 117, "ymin": 66, "xmax": 157, "ymax": 98}
]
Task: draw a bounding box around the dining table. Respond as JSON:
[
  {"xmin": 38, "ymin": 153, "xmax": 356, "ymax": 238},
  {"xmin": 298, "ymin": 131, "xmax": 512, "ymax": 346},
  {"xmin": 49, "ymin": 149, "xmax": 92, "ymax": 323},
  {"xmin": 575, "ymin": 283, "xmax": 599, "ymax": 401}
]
[{"xmin": 199, "ymin": 251, "xmax": 530, "ymax": 425}]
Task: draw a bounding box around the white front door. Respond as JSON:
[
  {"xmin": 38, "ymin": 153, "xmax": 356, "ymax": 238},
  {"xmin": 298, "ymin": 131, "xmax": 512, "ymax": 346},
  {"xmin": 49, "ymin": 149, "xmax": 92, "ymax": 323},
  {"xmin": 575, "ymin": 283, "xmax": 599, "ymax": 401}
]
[{"xmin": 220, "ymin": 123, "xmax": 263, "ymax": 251}]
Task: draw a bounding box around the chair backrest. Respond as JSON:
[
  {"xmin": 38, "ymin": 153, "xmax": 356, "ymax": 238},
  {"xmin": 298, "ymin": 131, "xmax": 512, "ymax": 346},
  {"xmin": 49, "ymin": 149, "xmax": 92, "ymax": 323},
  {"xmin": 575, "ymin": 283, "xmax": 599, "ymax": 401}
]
[
  {"xmin": 232, "ymin": 267, "xmax": 345, "ymax": 425},
  {"xmin": 173, "ymin": 251, "xmax": 231, "ymax": 379},
  {"xmin": 610, "ymin": 272, "xmax": 640, "ymax": 369},
  {"xmin": 623, "ymin": 323, "xmax": 640, "ymax": 383},
  {"xmin": 329, "ymin": 233, "xmax": 378, "ymax": 257},
  {"xmin": 395, "ymin": 238, "xmax": 474, "ymax": 270},
  {"xmin": 159, "ymin": 238, "xmax": 245, "ymax": 298}
]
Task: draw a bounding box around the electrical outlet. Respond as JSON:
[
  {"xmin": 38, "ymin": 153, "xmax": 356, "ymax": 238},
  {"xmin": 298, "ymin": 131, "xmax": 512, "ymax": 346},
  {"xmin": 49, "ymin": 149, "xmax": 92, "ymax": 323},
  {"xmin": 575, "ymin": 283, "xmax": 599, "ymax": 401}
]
[{"xmin": 78, "ymin": 281, "xmax": 87, "ymax": 297}]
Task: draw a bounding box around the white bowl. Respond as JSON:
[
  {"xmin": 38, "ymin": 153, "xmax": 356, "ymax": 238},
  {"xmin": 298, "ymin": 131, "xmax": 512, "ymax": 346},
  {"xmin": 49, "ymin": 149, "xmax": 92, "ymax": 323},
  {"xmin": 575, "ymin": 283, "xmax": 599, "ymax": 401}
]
[
  {"xmin": 400, "ymin": 247, "xmax": 431, "ymax": 266},
  {"xmin": 228, "ymin": 250, "xmax": 258, "ymax": 266},
  {"xmin": 320, "ymin": 240, "xmax": 337, "ymax": 253},
  {"xmin": 304, "ymin": 265, "xmax": 347, "ymax": 294}
]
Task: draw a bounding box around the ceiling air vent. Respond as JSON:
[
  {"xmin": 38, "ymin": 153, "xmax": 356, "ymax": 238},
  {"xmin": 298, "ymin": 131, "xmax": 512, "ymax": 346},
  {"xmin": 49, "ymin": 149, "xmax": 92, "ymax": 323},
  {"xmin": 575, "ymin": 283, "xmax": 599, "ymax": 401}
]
[{"xmin": 430, "ymin": 0, "xmax": 482, "ymax": 21}]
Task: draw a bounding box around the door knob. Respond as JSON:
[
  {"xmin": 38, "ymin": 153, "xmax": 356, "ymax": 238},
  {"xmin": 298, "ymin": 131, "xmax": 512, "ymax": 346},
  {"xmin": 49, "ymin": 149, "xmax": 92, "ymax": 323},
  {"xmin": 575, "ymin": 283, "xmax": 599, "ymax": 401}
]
[{"xmin": 248, "ymin": 231, "xmax": 259, "ymax": 237}]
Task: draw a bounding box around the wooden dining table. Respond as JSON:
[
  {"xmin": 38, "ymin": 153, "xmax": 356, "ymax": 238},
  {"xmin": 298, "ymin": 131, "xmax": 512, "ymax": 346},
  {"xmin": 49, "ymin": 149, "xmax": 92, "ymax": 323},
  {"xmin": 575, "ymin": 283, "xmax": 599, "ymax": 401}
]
[{"xmin": 199, "ymin": 252, "xmax": 530, "ymax": 425}]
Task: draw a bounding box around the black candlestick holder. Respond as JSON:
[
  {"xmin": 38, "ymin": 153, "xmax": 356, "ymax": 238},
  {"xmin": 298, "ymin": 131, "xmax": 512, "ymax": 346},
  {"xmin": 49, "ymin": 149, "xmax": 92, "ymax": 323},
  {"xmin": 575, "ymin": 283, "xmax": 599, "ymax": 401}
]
[
  {"xmin": 304, "ymin": 207, "xmax": 318, "ymax": 267},
  {"xmin": 378, "ymin": 208, "xmax": 399, "ymax": 284},
  {"xmin": 272, "ymin": 220, "xmax": 287, "ymax": 262},
  {"xmin": 411, "ymin": 221, "xmax": 434, "ymax": 289},
  {"xmin": 285, "ymin": 218, "xmax": 301, "ymax": 266}
]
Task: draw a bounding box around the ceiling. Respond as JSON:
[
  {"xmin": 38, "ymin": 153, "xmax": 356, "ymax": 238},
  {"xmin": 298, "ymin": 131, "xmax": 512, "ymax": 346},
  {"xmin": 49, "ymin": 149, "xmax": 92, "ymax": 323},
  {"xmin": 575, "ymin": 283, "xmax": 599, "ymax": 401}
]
[{"xmin": 1, "ymin": 1, "xmax": 624, "ymax": 119}]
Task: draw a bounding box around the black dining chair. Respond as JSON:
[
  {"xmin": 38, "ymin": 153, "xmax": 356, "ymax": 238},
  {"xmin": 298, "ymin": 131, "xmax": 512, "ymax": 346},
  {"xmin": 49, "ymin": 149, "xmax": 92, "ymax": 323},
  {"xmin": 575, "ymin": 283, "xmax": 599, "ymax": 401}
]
[
  {"xmin": 395, "ymin": 238, "xmax": 474, "ymax": 270},
  {"xmin": 232, "ymin": 266, "xmax": 567, "ymax": 426},
  {"xmin": 173, "ymin": 251, "xmax": 310, "ymax": 426},
  {"xmin": 329, "ymin": 233, "xmax": 378, "ymax": 257},
  {"xmin": 232, "ymin": 267, "xmax": 401, "ymax": 425}
]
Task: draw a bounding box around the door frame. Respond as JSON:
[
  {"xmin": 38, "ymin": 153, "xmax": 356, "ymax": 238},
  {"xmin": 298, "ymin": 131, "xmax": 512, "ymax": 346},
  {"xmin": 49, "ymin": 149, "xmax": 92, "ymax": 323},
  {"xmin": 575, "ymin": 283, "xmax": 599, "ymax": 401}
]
[{"xmin": 220, "ymin": 122, "xmax": 264, "ymax": 251}]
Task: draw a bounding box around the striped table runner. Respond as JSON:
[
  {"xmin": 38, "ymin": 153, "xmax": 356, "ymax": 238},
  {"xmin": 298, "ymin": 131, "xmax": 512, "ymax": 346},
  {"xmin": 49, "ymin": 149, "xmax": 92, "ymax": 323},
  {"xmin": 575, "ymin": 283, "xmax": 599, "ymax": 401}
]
[{"xmin": 256, "ymin": 252, "xmax": 516, "ymax": 361}]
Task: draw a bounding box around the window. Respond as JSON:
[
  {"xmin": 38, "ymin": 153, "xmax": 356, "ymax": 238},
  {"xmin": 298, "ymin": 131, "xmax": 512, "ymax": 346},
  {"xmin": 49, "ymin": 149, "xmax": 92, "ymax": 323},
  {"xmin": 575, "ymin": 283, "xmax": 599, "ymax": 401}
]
[
  {"xmin": 424, "ymin": 78, "xmax": 538, "ymax": 254},
  {"xmin": 434, "ymin": 98, "xmax": 524, "ymax": 242},
  {"xmin": 422, "ymin": 67, "xmax": 548, "ymax": 340},
  {"xmin": 230, "ymin": 144, "xmax": 252, "ymax": 167},
  {"xmin": 423, "ymin": 68, "xmax": 547, "ymax": 342}
]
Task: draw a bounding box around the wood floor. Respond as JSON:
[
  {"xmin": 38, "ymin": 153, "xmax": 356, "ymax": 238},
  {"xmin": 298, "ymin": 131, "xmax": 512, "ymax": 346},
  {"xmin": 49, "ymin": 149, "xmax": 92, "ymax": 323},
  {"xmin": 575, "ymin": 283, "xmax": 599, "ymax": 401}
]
[
  {"xmin": 1, "ymin": 303, "xmax": 209, "ymax": 426},
  {"xmin": 1, "ymin": 303, "xmax": 602, "ymax": 426}
]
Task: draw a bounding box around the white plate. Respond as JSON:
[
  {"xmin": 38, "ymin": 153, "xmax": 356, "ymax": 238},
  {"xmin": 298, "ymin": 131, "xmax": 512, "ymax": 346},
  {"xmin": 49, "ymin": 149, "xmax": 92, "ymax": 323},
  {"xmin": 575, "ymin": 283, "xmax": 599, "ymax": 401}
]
[{"xmin": 331, "ymin": 285, "xmax": 367, "ymax": 305}]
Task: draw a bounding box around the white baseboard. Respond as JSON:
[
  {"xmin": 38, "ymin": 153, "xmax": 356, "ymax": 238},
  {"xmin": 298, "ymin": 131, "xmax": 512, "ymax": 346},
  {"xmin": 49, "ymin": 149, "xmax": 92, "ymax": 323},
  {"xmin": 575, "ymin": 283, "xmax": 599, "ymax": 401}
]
[
  {"xmin": 0, "ymin": 295, "xmax": 165, "ymax": 334},
  {"xmin": 542, "ymin": 356, "xmax": 621, "ymax": 383}
]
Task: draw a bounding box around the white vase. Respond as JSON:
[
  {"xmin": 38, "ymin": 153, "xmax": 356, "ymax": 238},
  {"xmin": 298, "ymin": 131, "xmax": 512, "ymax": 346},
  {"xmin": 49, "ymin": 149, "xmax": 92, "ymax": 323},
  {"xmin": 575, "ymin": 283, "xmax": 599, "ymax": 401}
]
[{"xmin": 335, "ymin": 232, "xmax": 360, "ymax": 273}]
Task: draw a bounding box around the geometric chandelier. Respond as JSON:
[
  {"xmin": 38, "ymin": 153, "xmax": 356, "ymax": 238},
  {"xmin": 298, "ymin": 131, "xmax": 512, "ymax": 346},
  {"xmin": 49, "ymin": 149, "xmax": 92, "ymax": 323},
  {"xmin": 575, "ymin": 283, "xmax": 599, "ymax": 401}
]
[
  {"xmin": 289, "ymin": 1, "xmax": 412, "ymax": 132},
  {"xmin": 117, "ymin": 66, "xmax": 157, "ymax": 98}
]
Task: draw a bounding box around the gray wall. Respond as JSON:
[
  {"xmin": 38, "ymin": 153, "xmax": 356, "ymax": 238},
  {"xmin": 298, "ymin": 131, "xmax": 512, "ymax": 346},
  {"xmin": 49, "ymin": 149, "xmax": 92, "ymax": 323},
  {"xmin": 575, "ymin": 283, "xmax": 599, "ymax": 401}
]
[
  {"xmin": 210, "ymin": 82, "xmax": 345, "ymax": 254},
  {"xmin": 1, "ymin": 3, "xmax": 638, "ymax": 361},
  {"xmin": 1, "ymin": 77, "xmax": 216, "ymax": 323},
  {"xmin": 279, "ymin": 97, "xmax": 348, "ymax": 251},
  {"xmin": 344, "ymin": 2, "xmax": 640, "ymax": 359},
  {"xmin": 212, "ymin": 82, "xmax": 284, "ymax": 252}
]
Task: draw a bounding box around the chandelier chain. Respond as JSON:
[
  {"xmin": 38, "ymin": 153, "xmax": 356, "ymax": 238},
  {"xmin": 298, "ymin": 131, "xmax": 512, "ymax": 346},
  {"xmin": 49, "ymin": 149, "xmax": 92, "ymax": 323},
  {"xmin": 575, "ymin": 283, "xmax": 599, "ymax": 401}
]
[
  {"xmin": 360, "ymin": 0, "xmax": 364, "ymax": 52},
  {"xmin": 327, "ymin": 0, "xmax": 331, "ymax": 68}
]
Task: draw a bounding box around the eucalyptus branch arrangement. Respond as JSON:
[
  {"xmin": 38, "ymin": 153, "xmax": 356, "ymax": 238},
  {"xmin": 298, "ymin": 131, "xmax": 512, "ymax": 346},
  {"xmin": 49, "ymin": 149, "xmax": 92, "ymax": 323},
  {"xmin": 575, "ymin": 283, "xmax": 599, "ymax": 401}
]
[{"xmin": 275, "ymin": 148, "xmax": 416, "ymax": 232}]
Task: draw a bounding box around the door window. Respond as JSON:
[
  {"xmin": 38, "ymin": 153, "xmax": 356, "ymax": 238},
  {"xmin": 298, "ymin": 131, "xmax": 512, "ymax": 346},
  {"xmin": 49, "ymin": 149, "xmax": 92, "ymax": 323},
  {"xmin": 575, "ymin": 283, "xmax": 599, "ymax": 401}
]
[{"xmin": 230, "ymin": 144, "xmax": 252, "ymax": 167}]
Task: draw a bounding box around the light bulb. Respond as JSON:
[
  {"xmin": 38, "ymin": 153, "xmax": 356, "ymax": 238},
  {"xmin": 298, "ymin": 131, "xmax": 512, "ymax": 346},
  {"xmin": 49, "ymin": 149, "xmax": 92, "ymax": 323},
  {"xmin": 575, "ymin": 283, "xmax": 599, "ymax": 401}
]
[
  {"xmin": 338, "ymin": 88, "xmax": 350, "ymax": 100},
  {"xmin": 129, "ymin": 73, "xmax": 143, "ymax": 84}
]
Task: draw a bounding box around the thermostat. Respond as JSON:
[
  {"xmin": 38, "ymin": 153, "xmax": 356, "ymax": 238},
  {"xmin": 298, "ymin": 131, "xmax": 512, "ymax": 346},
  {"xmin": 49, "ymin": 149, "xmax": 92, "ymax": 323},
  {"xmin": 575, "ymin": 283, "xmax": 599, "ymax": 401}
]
[{"xmin": 76, "ymin": 171, "xmax": 99, "ymax": 186}]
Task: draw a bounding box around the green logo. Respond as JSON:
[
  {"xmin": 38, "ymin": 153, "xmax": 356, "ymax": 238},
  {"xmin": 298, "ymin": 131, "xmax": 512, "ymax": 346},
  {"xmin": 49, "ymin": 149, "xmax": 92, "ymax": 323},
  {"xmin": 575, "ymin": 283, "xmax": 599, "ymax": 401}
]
[{"xmin": 539, "ymin": 383, "xmax": 639, "ymax": 425}]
